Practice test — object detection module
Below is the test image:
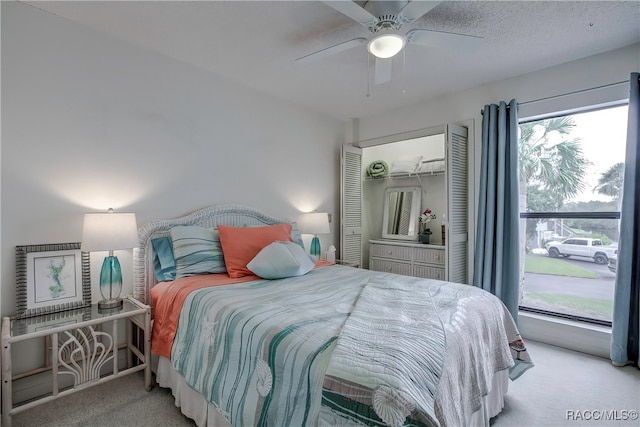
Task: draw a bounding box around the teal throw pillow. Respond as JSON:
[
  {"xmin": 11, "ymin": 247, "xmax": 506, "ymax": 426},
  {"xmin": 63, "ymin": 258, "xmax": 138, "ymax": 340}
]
[
  {"xmin": 247, "ymin": 241, "xmax": 315, "ymax": 279},
  {"xmin": 151, "ymin": 236, "xmax": 176, "ymax": 282}
]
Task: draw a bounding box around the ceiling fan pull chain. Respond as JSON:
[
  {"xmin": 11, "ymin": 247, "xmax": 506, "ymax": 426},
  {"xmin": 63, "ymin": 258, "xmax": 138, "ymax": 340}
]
[
  {"xmin": 366, "ymin": 52, "xmax": 371, "ymax": 98},
  {"xmin": 402, "ymin": 48, "xmax": 407, "ymax": 95}
]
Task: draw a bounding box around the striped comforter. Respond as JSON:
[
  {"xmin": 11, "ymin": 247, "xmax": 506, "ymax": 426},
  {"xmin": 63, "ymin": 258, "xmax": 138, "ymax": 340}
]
[{"xmin": 168, "ymin": 265, "xmax": 532, "ymax": 426}]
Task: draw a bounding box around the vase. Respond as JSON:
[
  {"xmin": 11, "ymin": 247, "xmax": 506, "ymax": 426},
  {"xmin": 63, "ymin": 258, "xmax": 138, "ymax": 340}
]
[
  {"xmin": 99, "ymin": 255, "xmax": 123, "ymax": 309},
  {"xmin": 420, "ymin": 233, "xmax": 431, "ymax": 244}
]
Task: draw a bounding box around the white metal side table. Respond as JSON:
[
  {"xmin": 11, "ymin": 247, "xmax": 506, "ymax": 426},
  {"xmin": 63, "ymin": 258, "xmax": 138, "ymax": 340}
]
[{"xmin": 1, "ymin": 296, "xmax": 151, "ymax": 426}]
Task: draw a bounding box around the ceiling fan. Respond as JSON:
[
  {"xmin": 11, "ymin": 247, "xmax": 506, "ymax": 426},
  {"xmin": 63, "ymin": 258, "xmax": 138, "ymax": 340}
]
[{"xmin": 295, "ymin": 1, "xmax": 482, "ymax": 84}]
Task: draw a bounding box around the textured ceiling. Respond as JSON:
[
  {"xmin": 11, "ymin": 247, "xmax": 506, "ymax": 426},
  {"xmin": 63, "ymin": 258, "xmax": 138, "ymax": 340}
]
[{"xmin": 24, "ymin": 1, "xmax": 640, "ymax": 121}]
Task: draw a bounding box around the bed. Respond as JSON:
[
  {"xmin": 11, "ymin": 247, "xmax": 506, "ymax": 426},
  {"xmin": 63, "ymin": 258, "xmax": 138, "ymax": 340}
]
[{"xmin": 133, "ymin": 204, "xmax": 533, "ymax": 427}]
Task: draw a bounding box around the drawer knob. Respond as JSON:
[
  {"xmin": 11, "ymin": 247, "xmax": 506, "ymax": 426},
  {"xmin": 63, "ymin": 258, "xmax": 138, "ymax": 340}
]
[
  {"xmin": 387, "ymin": 266, "xmax": 392, "ymax": 271},
  {"xmin": 387, "ymin": 250, "xmax": 392, "ymax": 255}
]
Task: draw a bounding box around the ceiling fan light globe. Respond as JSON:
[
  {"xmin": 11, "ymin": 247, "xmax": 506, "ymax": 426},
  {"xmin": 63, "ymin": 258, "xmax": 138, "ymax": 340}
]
[{"xmin": 367, "ymin": 33, "xmax": 406, "ymax": 59}]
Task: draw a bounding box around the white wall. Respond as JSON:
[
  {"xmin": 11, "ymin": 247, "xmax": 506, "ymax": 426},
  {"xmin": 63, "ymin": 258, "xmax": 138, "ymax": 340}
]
[
  {"xmin": 357, "ymin": 44, "xmax": 639, "ymax": 141},
  {"xmin": 1, "ymin": 2, "xmax": 345, "ymax": 318}
]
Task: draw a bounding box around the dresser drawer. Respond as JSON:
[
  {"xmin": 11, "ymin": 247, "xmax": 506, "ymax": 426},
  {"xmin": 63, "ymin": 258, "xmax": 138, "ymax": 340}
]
[
  {"xmin": 413, "ymin": 265, "xmax": 446, "ymax": 280},
  {"xmin": 414, "ymin": 247, "xmax": 445, "ymax": 266},
  {"xmin": 369, "ymin": 243, "xmax": 412, "ymax": 261},
  {"xmin": 369, "ymin": 259, "xmax": 412, "ymax": 276}
]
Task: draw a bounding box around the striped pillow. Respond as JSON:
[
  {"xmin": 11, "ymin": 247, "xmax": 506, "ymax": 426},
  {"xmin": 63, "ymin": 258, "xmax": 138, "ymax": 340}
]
[
  {"xmin": 290, "ymin": 221, "xmax": 305, "ymax": 249},
  {"xmin": 170, "ymin": 226, "xmax": 226, "ymax": 278}
]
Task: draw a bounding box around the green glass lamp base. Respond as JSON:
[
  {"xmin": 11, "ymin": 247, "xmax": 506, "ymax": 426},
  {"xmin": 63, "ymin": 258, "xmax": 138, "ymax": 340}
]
[
  {"xmin": 310, "ymin": 236, "xmax": 321, "ymax": 257},
  {"xmin": 99, "ymin": 255, "xmax": 123, "ymax": 310}
]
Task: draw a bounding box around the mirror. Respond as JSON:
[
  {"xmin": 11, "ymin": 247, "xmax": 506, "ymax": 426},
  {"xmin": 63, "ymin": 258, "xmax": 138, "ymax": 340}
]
[{"xmin": 382, "ymin": 186, "xmax": 421, "ymax": 241}]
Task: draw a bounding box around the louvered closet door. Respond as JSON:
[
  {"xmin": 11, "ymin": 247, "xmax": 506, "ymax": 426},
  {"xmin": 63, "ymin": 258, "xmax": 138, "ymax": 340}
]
[
  {"xmin": 446, "ymin": 124, "xmax": 468, "ymax": 283},
  {"xmin": 341, "ymin": 145, "xmax": 363, "ymax": 267}
]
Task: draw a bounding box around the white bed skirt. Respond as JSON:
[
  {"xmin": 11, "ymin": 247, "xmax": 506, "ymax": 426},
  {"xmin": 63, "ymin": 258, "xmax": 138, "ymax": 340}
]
[{"xmin": 156, "ymin": 356, "xmax": 509, "ymax": 426}]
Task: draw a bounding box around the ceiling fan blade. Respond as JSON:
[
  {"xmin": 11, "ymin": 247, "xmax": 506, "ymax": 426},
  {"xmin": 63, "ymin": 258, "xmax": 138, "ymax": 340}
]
[
  {"xmin": 398, "ymin": 1, "xmax": 442, "ymax": 23},
  {"xmin": 406, "ymin": 29, "xmax": 483, "ymax": 50},
  {"xmin": 322, "ymin": 1, "xmax": 378, "ymax": 26},
  {"xmin": 374, "ymin": 57, "xmax": 393, "ymax": 85},
  {"xmin": 295, "ymin": 38, "xmax": 367, "ymax": 65}
]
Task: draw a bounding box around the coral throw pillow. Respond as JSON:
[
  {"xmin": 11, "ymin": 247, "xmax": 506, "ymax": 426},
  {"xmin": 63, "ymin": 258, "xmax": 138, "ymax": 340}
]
[{"xmin": 217, "ymin": 224, "xmax": 293, "ymax": 278}]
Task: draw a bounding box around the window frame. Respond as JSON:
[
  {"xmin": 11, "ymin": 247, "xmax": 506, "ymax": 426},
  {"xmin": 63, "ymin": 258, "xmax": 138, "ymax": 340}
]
[{"xmin": 517, "ymin": 104, "xmax": 626, "ymax": 327}]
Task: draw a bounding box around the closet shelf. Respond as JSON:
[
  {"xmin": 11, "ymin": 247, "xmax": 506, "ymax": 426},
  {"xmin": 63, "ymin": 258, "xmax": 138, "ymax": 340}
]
[{"xmin": 365, "ymin": 170, "xmax": 445, "ymax": 181}]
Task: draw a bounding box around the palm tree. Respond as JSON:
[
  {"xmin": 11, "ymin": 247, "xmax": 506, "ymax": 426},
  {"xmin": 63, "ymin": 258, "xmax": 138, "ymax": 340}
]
[
  {"xmin": 517, "ymin": 116, "xmax": 591, "ymax": 301},
  {"xmin": 593, "ymin": 162, "xmax": 624, "ymax": 201},
  {"xmin": 519, "ymin": 116, "xmax": 590, "ymax": 203}
]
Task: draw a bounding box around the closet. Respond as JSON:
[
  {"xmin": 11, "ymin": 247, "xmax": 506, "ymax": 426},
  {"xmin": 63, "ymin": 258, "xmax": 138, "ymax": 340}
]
[{"xmin": 340, "ymin": 123, "xmax": 469, "ymax": 283}]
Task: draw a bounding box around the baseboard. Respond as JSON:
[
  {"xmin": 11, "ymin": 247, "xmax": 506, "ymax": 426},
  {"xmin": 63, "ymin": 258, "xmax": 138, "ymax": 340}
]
[{"xmin": 518, "ymin": 311, "xmax": 612, "ymax": 359}]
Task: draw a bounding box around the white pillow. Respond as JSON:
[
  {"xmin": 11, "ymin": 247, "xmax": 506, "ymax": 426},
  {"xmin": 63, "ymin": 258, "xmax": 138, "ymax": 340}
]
[{"xmin": 247, "ymin": 241, "xmax": 315, "ymax": 279}]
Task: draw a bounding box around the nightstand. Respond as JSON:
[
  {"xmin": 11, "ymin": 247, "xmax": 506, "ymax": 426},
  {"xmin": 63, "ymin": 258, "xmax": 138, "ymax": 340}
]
[{"xmin": 1, "ymin": 296, "xmax": 151, "ymax": 427}]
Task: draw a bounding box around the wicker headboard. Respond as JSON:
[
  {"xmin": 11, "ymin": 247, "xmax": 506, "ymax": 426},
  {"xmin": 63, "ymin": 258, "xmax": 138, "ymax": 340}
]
[{"xmin": 133, "ymin": 204, "xmax": 300, "ymax": 304}]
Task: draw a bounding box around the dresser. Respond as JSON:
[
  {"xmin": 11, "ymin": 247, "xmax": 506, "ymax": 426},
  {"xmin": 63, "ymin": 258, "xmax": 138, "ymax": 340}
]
[{"xmin": 369, "ymin": 239, "xmax": 445, "ymax": 280}]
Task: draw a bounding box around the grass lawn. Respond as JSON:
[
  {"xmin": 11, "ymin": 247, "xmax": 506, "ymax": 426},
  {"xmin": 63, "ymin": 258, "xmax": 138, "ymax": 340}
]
[
  {"xmin": 524, "ymin": 254, "xmax": 599, "ymax": 279},
  {"xmin": 524, "ymin": 292, "xmax": 613, "ymax": 320}
]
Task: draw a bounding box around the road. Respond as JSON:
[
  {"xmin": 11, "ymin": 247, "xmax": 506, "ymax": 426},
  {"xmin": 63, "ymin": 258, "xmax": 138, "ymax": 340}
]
[{"xmin": 524, "ymin": 256, "xmax": 616, "ymax": 302}]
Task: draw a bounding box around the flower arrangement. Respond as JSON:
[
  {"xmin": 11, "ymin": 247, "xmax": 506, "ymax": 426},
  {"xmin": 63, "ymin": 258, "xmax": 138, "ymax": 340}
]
[
  {"xmin": 419, "ymin": 209, "xmax": 436, "ymax": 239},
  {"xmin": 419, "ymin": 209, "xmax": 436, "ymax": 226}
]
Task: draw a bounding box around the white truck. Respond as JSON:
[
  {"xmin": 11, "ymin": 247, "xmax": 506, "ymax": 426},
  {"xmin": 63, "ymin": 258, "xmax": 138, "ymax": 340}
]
[{"xmin": 545, "ymin": 237, "xmax": 617, "ymax": 265}]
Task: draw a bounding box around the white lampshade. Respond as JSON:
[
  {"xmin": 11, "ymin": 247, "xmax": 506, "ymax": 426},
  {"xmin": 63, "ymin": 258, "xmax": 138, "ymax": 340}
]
[
  {"xmin": 81, "ymin": 210, "xmax": 139, "ymax": 252},
  {"xmin": 300, "ymin": 212, "xmax": 330, "ymax": 235},
  {"xmin": 367, "ymin": 33, "xmax": 406, "ymax": 59}
]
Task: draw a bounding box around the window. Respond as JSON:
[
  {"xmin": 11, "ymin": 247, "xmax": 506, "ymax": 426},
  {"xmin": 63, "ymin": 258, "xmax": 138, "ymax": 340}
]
[{"xmin": 518, "ymin": 105, "xmax": 627, "ymax": 325}]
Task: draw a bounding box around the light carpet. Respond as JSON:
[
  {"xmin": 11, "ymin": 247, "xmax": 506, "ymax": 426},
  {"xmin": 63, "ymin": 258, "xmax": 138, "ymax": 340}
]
[{"xmin": 10, "ymin": 340, "xmax": 640, "ymax": 427}]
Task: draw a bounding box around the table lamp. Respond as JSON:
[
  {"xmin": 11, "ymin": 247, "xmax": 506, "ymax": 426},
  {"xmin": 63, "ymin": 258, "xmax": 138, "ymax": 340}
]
[
  {"xmin": 81, "ymin": 209, "xmax": 138, "ymax": 309},
  {"xmin": 300, "ymin": 212, "xmax": 330, "ymax": 257}
]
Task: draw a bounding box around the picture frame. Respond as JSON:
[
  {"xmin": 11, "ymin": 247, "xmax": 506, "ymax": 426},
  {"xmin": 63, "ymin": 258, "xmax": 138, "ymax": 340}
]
[{"xmin": 16, "ymin": 243, "xmax": 91, "ymax": 319}]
